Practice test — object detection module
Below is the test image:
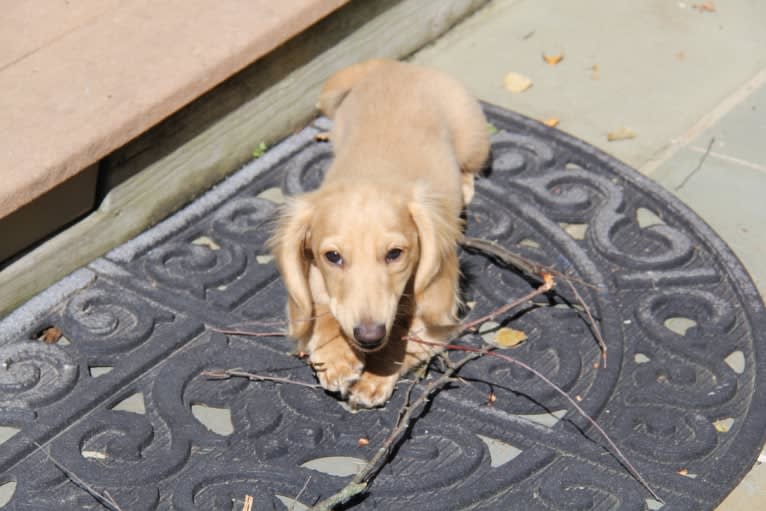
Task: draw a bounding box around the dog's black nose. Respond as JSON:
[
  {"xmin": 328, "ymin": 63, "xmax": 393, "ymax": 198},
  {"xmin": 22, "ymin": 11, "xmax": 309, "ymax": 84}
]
[{"xmin": 353, "ymin": 322, "xmax": 387, "ymax": 349}]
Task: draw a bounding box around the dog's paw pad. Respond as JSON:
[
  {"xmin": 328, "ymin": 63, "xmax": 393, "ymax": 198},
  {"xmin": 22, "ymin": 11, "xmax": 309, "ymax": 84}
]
[{"xmin": 348, "ymin": 373, "xmax": 398, "ymax": 408}]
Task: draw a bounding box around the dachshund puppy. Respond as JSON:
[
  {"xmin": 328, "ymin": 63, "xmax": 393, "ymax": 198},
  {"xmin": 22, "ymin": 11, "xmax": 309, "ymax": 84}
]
[{"xmin": 270, "ymin": 59, "xmax": 489, "ymax": 407}]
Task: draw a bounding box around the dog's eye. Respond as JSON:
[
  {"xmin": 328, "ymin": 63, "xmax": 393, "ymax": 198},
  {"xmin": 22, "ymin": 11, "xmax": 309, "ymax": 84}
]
[
  {"xmin": 385, "ymin": 248, "xmax": 403, "ymax": 263},
  {"xmin": 324, "ymin": 251, "xmax": 343, "ymax": 266}
]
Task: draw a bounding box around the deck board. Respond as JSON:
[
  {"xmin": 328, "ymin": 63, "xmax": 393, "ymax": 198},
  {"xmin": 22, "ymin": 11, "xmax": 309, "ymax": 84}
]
[{"xmin": 0, "ymin": 0, "xmax": 347, "ymax": 218}]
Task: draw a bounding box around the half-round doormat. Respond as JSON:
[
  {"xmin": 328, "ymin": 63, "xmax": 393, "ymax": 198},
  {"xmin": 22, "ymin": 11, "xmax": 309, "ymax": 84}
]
[{"xmin": 1, "ymin": 105, "xmax": 764, "ymax": 510}]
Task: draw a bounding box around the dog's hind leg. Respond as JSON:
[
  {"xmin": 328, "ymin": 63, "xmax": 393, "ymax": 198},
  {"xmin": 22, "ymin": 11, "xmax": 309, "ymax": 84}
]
[{"xmin": 317, "ymin": 59, "xmax": 395, "ymax": 118}]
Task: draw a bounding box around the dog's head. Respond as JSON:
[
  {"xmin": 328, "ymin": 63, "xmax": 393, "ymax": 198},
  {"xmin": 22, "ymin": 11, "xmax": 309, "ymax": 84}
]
[{"xmin": 269, "ymin": 182, "xmax": 460, "ymax": 352}]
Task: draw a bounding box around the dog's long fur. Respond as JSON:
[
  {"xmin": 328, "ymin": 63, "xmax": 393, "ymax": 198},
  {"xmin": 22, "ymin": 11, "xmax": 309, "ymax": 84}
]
[{"xmin": 269, "ymin": 59, "xmax": 489, "ymax": 407}]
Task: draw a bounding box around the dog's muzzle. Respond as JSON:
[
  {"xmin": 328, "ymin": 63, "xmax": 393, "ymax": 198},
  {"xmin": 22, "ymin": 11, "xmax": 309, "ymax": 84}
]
[{"xmin": 352, "ymin": 322, "xmax": 387, "ymax": 350}]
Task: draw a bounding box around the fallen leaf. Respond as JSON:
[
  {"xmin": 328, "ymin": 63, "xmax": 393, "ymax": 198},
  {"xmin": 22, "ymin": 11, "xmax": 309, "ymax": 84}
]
[
  {"xmin": 487, "ymin": 123, "xmax": 498, "ymax": 135},
  {"xmin": 357, "ymin": 437, "xmax": 370, "ymax": 447},
  {"xmin": 503, "ymin": 72, "xmax": 533, "ymax": 93},
  {"xmin": 39, "ymin": 327, "xmax": 62, "ymax": 344},
  {"xmin": 542, "ymin": 117, "xmax": 560, "ymax": 128},
  {"xmin": 485, "ymin": 392, "xmax": 497, "ymax": 406},
  {"xmin": 713, "ymin": 418, "xmax": 734, "ymax": 433},
  {"xmin": 494, "ymin": 327, "xmax": 528, "ymax": 347},
  {"xmin": 607, "ymin": 127, "xmax": 637, "ymax": 142},
  {"xmin": 692, "ymin": 2, "xmax": 715, "ymax": 12},
  {"xmin": 678, "ymin": 468, "xmax": 689, "ymax": 476},
  {"xmin": 542, "ymin": 52, "xmax": 564, "ymax": 65},
  {"xmin": 314, "ymin": 132, "xmax": 330, "ymax": 142},
  {"xmin": 192, "ymin": 236, "xmax": 221, "ymax": 251}
]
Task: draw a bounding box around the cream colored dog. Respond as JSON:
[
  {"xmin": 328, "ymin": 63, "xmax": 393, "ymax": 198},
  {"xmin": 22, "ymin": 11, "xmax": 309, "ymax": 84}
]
[{"xmin": 270, "ymin": 59, "xmax": 489, "ymax": 407}]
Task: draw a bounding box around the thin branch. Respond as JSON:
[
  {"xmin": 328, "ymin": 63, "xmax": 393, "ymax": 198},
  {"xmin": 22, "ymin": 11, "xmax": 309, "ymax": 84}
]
[
  {"xmin": 32, "ymin": 440, "xmax": 123, "ymax": 511},
  {"xmin": 241, "ymin": 494, "xmax": 253, "ymax": 511},
  {"xmin": 676, "ymin": 136, "xmax": 715, "ymax": 190},
  {"xmin": 307, "ymin": 482, "xmax": 367, "ymax": 511},
  {"xmin": 406, "ymin": 337, "xmax": 662, "ymax": 503},
  {"xmin": 290, "ymin": 476, "xmax": 313, "ymax": 511},
  {"xmin": 205, "ymin": 325, "xmax": 287, "ymax": 338},
  {"xmin": 460, "ymin": 272, "xmax": 555, "ymax": 332},
  {"xmin": 202, "ymin": 369, "xmax": 321, "ymax": 389},
  {"xmin": 205, "ymin": 311, "xmax": 332, "ymax": 337},
  {"xmin": 565, "ymin": 279, "xmax": 608, "ymax": 368},
  {"xmin": 308, "ymin": 352, "xmax": 481, "ymax": 511},
  {"xmin": 461, "ymin": 236, "xmax": 601, "ymax": 290}
]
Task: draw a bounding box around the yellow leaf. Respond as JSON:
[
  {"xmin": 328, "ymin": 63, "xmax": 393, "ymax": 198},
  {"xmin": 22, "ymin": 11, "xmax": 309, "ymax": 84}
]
[
  {"xmin": 503, "ymin": 72, "xmax": 533, "ymax": 93},
  {"xmin": 494, "ymin": 327, "xmax": 528, "ymax": 347},
  {"xmin": 542, "ymin": 117, "xmax": 560, "ymax": 128},
  {"xmin": 693, "ymin": 2, "xmax": 716, "ymax": 13},
  {"xmin": 192, "ymin": 236, "xmax": 221, "ymax": 250},
  {"xmin": 607, "ymin": 127, "xmax": 637, "ymax": 142},
  {"xmin": 542, "ymin": 52, "xmax": 564, "ymax": 65},
  {"xmin": 713, "ymin": 418, "xmax": 734, "ymax": 433}
]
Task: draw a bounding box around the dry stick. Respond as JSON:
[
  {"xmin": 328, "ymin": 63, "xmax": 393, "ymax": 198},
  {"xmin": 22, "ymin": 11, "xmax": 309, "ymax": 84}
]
[
  {"xmin": 206, "ymin": 325, "xmax": 287, "ymax": 338},
  {"xmin": 676, "ymin": 136, "xmax": 715, "ymax": 191},
  {"xmin": 460, "ymin": 237, "xmax": 609, "ymax": 368},
  {"xmin": 461, "ymin": 236, "xmax": 601, "ymax": 290},
  {"xmin": 407, "ymin": 337, "xmax": 663, "ymax": 503},
  {"xmin": 290, "ymin": 475, "xmax": 313, "ymax": 511},
  {"xmin": 565, "ymin": 279, "xmax": 608, "ymax": 368},
  {"xmin": 208, "ymin": 311, "xmax": 332, "ymax": 333},
  {"xmin": 460, "ymin": 273, "xmax": 555, "ymax": 332},
  {"xmin": 308, "ymin": 352, "xmax": 482, "ymax": 511},
  {"xmin": 241, "ymin": 494, "xmax": 254, "ymax": 511},
  {"xmin": 202, "ymin": 369, "xmax": 322, "ymax": 389},
  {"xmin": 32, "ymin": 440, "xmax": 124, "ymax": 511}
]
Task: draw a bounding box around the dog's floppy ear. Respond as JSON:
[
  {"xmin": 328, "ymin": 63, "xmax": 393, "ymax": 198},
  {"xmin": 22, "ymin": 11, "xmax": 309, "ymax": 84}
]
[
  {"xmin": 269, "ymin": 197, "xmax": 315, "ymax": 343},
  {"xmin": 408, "ymin": 184, "xmax": 462, "ymax": 298}
]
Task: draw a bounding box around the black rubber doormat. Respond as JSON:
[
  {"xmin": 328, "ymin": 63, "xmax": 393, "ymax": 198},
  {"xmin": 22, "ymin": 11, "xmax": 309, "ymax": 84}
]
[{"xmin": 1, "ymin": 105, "xmax": 765, "ymax": 510}]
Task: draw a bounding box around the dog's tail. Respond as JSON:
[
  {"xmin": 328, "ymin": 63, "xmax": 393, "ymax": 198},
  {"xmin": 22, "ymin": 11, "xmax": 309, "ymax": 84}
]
[{"xmin": 317, "ymin": 59, "xmax": 397, "ymax": 118}]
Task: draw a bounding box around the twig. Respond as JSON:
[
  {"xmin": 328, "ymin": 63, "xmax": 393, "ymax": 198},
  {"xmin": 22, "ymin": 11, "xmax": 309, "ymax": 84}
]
[
  {"xmin": 290, "ymin": 476, "xmax": 313, "ymax": 511},
  {"xmin": 461, "ymin": 236, "xmax": 600, "ymax": 290},
  {"xmin": 461, "ymin": 272, "xmax": 555, "ymax": 332},
  {"xmin": 308, "ymin": 482, "xmax": 367, "ymax": 511},
  {"xmin": 205, "ymin": 325, "xmax": 287, "ymax": 337},
  {"xmin": 459, "ymin": 236, "xmax": 608, "ymax": 364},
  {"xmin": 32, "ymin": 440, "xmax": 123, "ymax": 511},
  {"xmin": 406, "ymin": 337, "xmax": 663, "ymax": 503},
  {"xmin": 675, "ymin": 136, "xmax": 715, "ymax": 190},
  {"xmin": 565, "ymin": 279, "xmax": 608, "ymax": 368},
  {"xmin": 242, "ymin": 494, "xmax": 253, "ymax": 511},
  {"xmin": 202, "ymin": 369, "xmax": 322, "ymax": 389},
  {"xmin": 308, "ymin": 352, "xmax": 481, "ymax": 510}
]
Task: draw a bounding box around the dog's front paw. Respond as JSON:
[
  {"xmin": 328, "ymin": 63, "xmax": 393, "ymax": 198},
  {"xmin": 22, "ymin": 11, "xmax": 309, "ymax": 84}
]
[
  {"xmin": 348, "ymin": 371, "xmax": 399, "ymax": 408},
  {"xmin": 310, "ymin": 347, "xmax": 364, "ymax": 396}
]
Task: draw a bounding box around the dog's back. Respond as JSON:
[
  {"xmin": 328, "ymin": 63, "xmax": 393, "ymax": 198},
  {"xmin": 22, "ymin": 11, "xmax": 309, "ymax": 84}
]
[{"xmin": 318, "ymin": 59, "xmax": 489, "ymax": 210}]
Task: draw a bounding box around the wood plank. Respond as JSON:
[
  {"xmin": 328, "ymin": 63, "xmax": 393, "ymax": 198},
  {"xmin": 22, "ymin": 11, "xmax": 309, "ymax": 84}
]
[{"xmin": 0, "ymin": 0, "xmax": 348, "ymax": 219}]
